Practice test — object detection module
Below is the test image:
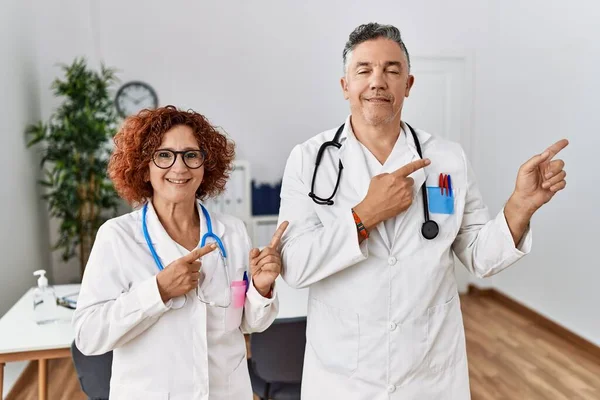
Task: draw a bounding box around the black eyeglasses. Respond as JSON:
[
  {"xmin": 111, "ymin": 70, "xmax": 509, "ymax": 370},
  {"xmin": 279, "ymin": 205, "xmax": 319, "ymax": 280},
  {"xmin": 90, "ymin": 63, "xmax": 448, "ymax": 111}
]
[{"xmin": 152, "ymin": 149, "xmax": 206, "ymax": 169}]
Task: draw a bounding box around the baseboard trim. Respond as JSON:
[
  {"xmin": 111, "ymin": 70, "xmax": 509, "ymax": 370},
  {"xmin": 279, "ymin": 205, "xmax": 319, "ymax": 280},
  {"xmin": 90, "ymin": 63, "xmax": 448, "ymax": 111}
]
[{"xmin": 467, "ymin": 284, "xmax": 600, "ymax": 363}]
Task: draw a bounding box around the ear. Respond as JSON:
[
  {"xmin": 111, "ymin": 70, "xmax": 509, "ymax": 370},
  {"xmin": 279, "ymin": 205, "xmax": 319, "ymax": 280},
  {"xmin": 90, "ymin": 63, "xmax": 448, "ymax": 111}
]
[
  {"xmin": 405, "ymin": 74, "xmax": 415, "ymax": 97},
  {"xmin": 340, "ymin": 76, "xmax": 350, "ymax": 100}
]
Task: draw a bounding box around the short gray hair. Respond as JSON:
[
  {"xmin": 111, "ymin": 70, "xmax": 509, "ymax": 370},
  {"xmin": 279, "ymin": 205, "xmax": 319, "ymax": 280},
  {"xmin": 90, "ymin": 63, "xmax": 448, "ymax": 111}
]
[{"xmin": 342, "ymin": 22, "xmax": 411, "ymax": 74}]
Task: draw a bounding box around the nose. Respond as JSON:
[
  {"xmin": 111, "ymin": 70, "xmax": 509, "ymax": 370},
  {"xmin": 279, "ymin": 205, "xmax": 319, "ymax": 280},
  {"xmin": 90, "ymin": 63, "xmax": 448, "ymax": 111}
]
[
  {"xmin": 170, "ymin": 153, "xmax": 188, "ymax": 172},
  {"xmin": 369, "ymin": 68, "xmax": 387, "ymax": 91}
]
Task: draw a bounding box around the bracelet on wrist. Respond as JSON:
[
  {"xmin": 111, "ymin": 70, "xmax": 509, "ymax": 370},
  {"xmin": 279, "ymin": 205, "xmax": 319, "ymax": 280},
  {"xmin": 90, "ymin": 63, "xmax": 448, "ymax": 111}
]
[{"xmin": 351, "ymin": 208, "xmax": 369, "ymax": 240}]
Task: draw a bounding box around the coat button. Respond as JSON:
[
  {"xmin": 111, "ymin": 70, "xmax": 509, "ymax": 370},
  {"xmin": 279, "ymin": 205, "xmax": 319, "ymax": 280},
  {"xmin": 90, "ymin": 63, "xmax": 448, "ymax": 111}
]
[
  {"xmin": 387, "ymin": 385, "xmax": 396, "ymax": 393},
  {"xmin": 388, "ymin": 256, "xmax": 397, "ymax": 265},
  {"xmin": 389, "ymin": 322, "xmax": 397, "ymax": 331}
]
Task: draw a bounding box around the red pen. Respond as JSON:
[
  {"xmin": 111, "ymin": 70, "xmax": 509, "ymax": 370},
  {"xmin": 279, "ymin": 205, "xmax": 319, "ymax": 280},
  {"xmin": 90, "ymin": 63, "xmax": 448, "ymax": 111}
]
[
  {"xmin": 439, "ymin": 173, "xmax": 444, "ymax": 195},
  {"xmin": 443, "ymin": 174, "xmax": 449, "ymax": 196}
]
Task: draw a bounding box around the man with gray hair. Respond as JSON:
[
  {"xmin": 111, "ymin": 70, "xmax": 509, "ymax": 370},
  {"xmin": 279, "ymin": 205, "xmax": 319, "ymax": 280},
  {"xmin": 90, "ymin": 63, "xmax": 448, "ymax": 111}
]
[{"xmin": 277, "ymin": 22, "xmax": 567, "ymax": 399}]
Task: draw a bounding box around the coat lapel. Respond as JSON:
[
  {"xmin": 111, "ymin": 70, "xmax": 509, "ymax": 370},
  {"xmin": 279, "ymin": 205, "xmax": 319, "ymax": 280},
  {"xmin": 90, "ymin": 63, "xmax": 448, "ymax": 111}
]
[
  {"xmin": 390, "ymin": 122, "xmax": 431, "ymax": 242},
  {"xmin": 339, "ymin": 123, "xmax": 372, "ymax": 208},
  {"xmin": 341, "ymin": 121, "xmax": 394, "ymax": 249}
]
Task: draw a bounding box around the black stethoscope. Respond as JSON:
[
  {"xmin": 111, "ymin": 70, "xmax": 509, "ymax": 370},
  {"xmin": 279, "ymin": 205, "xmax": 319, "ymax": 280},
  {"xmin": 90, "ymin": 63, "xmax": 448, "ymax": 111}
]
[{"xmin": 308, "ymin": 122, "xmax": 439, "ymax": 240}]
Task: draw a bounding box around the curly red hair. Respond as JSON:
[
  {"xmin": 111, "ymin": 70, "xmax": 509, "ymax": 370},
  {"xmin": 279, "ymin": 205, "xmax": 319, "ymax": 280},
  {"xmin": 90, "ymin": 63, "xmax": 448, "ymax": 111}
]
[{"xmin": 108, "ymin": 105, "xmax": 235, "ymax": 205}]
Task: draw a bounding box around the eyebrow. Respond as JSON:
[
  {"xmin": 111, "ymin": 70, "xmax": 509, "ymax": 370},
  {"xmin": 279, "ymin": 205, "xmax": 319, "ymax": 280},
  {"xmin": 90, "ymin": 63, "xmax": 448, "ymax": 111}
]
[
  {"xmin": 355, "ymin": 61, "xmax": 403, "ymax": 69},
  {"xmin": 156, "ymin": 147, "xmax": 201, "ymax": 152}
]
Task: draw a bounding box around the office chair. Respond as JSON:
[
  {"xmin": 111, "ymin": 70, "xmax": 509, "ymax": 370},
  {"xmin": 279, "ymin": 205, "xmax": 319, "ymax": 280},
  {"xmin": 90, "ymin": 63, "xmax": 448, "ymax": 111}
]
[
  {"xmin": 248, "ymin": 317, "xmax": 306, "ymax": 400},
  {"xmin": 70, "ymin": 341, "xmax": 112, "ymax": 400}
]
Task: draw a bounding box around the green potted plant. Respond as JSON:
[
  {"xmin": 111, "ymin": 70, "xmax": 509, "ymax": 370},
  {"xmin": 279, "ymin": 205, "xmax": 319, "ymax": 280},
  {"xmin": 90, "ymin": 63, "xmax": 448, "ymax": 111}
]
[{"xmin": 26, "ymin": 57, "xmax": 121, "ymax": 278}]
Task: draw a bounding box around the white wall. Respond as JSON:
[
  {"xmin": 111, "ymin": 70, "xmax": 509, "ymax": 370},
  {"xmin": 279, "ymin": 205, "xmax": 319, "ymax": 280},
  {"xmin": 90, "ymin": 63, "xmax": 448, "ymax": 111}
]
[
  {"xmin": 473, "ymin": 0, "xmax": 600, "ymax": 346},
  {"xmin": 0, "ymin": 0, "xmax": 50, "ymax": 316},
  {"xmin": 30, "ymin": 1, "xmax": 599, "ymax": 344},
  {"xmin": 33, "ymin": 0, "xmax": 488, "ymax": 183}
]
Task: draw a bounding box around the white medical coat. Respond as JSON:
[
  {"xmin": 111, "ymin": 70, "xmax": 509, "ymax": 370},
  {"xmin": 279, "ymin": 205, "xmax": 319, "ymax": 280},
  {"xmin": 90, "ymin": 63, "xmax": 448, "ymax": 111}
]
[
  {"xmin": 278, "ymin": 116, "xmax": 532, "ymax": 399},
  {"xmin": 73, "ymin": 200, "xmax": 278, "ymax": 400}
]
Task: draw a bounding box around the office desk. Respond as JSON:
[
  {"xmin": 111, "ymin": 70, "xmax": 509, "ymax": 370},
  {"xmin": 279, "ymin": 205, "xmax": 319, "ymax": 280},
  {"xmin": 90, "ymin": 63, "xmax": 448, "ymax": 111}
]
[{"xmin": 0, "ymin": 284, "xmax": 80, "ymax": 400}]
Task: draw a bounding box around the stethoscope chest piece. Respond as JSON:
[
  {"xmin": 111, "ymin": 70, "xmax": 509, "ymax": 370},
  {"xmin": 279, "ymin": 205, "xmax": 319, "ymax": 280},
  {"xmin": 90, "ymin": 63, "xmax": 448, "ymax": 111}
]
[{"xmin": 421, "ymin": 220, "xmax": 439, "ymax": 240}]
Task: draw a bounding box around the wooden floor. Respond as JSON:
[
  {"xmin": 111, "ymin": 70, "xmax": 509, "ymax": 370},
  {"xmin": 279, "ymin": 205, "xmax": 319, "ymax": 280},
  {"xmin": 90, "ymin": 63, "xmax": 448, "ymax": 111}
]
[
  {"xmin": 6, "ymin": 294, "xmax": 600, "ymax": 399},
  {"xmin": 462, "ymin": 295, "xmax": 600, "ymax": 400},
  {"xmin": 5, "ymin": 358, "xmax": 85, "ymax": 400}
]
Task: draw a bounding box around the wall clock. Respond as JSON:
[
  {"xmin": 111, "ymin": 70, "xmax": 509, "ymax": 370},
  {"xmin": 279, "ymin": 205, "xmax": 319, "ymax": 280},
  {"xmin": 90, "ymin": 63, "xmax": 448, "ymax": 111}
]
[{"xmin": 115, "ymin": 81, "xmax": 159, "ymax": 118}]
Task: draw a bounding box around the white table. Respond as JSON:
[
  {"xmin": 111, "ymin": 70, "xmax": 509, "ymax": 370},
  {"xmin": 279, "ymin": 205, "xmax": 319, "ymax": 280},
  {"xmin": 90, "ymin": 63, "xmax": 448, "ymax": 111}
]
[{"xmin": 0, "ymin": 284, "xmax": 80, "ymax": 400}]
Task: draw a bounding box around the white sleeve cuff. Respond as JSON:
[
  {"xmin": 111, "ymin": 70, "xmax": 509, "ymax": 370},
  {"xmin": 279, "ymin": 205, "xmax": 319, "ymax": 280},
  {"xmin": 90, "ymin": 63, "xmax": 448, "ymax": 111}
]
[
  {"xmin": 344, "ymin": 208, "xmax": 369, "ymax": 262},
  {"xmin": 246, "ymin": 278, "xmax": 277, "ymax": 308},
  {"xmin": 499, "ymin": 207, "xmax": 533, "ymax": 255},
  {"xmin": 134, "ymin": 276, "xmax": 171, "ymax": 317}
]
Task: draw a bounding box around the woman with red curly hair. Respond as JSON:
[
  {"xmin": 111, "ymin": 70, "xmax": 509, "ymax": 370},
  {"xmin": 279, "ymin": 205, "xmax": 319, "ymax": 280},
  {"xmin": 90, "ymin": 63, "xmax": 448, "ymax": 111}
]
[{"xmin": 73, "ymin": 106, "xmax": 287, "ymax": 399}]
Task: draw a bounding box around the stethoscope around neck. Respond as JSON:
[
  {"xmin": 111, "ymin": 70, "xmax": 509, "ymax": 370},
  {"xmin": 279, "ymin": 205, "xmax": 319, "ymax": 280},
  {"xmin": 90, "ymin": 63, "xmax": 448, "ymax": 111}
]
[
  {"xmin": 142, "ymin": 202, "xmax": 232, "ymax": 307},
  {"xmin": 308, "ymin": 122, "xmax": 439, "ymax": 240}
]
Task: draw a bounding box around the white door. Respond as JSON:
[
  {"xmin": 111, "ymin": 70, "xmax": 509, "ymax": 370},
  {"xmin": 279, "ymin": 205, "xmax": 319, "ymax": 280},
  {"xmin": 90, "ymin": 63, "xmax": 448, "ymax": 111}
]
[{"xmin": 402, "ymin": 55, "xmax": 474, "ymax": 293}]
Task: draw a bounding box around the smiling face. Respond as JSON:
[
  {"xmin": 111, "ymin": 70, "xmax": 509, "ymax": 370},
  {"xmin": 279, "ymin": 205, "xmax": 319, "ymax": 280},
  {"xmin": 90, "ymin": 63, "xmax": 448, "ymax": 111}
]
[
  {"xmin": 148, "ymin": 124, "xmax": 205, "ymax": 205},
  {"xmin": 341, "ymin": 37, "xmax": 414, "ymax": 127}
]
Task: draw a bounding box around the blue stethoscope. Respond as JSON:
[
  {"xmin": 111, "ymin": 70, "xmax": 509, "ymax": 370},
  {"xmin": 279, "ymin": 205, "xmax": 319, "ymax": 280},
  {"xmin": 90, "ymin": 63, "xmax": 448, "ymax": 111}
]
[{"xmin": 142, "ymin": 202, "xmax": 232, "ymax": 307}]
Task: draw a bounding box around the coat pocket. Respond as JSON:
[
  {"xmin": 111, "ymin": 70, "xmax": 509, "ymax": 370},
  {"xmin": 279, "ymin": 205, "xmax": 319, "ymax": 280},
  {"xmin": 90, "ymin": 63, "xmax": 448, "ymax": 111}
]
[
  {"xmin": 425, "ymin": 188, "xmax": 461, "ymax": 239},
  {"xmin": 426, "ymin": 294, "xmax": 466, "ymax": 372},
  {"xmin": 224, "ymin": 303, "xmax": 244, "ymax": 332},
  {"xmin": 307, "ymin": 298, "xmax": 359, "ymax": 377},
  {"xmin": 224, "ymin": 281, "xmax": 246, "ymax": 331}
]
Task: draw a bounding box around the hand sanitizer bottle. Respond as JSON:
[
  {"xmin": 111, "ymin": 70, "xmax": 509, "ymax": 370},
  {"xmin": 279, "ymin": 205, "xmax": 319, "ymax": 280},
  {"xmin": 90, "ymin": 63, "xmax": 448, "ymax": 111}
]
[{"xmin": 32, "ymin": 270, "xmax": 58, "ymax": 324}]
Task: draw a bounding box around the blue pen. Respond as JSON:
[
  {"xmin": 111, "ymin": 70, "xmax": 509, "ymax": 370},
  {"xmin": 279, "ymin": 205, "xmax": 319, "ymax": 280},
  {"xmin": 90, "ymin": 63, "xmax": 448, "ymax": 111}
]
[
  {"xmin": 447, "ymin": 174, "xmax": 452, "ymax": 197},
  {"xmin": 243, "ymin": 270, "xmax": 249, "ymax": 292}
]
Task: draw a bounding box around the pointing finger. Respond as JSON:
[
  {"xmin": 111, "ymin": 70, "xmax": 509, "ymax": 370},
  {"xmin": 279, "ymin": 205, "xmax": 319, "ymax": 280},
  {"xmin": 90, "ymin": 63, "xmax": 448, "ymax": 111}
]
[
  {"xmin": 182, "ymin": 243, "xmax": 217, "ymax": 263},
  {"xmin": 544, "ymin": 139, "xmax": 569, "ymax": 160},
  {"xmin": 392, "ymin": 158, "xmax": 431, "ymax": 178},
  {"xmin": 268, "ymin": 221, "xmax": 289, "ymax": 249},
  {"xmin": 523, "ymin": 139, "xmax": 570, "ymax": 172}
]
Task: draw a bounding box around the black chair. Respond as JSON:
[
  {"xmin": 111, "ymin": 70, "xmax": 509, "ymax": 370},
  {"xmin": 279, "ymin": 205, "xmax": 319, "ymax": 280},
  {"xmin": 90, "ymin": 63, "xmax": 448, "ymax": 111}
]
[
  {"xmin": 248, "ymin": 317, "xmax": 306, "ymax": 400},
  {"xmin": 70, "ymin": 341, "xmax": 113, "ymax": 400}
]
